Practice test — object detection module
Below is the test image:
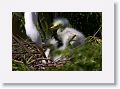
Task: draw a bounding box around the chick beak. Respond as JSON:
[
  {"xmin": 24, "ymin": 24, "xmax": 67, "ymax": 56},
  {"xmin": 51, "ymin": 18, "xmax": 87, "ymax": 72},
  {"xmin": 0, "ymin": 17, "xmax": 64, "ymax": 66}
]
[
  {"xmin": 50, "ymin": 25, "xmax": 56, "ymax": 29},
  {"xmin": 50, "ymin": 24, "xmax": 59, "ymax": 30}
]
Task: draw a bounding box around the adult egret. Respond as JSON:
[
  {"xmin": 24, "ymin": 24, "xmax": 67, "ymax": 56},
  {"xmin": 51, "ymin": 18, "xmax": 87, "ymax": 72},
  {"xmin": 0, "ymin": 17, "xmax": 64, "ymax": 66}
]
[
  {"xmin": 24, "ymin": 12, "xmax": 46, "ymax": 58},
  {"xmin": 51, "ymin": 18, "xmax": 85, "ymax": 50},
  {"xmin": 24, "ymin": 12, "xmax": 42, "ymax": 45}
]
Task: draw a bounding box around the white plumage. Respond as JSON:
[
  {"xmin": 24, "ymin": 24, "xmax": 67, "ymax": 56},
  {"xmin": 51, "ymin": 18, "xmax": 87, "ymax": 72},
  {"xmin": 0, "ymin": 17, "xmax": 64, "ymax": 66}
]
[
  {"xmin": 24, "ymin": 15, "xmax": 85, "ymax": 62},
  {"xmin": 57, "ymin": 27, "xmax": 85, "ymax": 50},
  {"xmin": 47, "ymin": 37, "xmax": 58, "ymax": 49},
  {"xmin": 48, "ymin": 18, "xmax": 86, "ymax": 62},
  {"xmin": 52, "ymin": 18, "xmax": 70, "ymax": 28},
  {"xmin": 51, "ymin": 18, "xmax": 85, "ymax": 50},
  {"xmin": 24, "ymin": 12, "xmax": 42, "ymax": 45},
  {"xmin": 24, "ymin": 12, "xmax": 47, "ymax": 60}
]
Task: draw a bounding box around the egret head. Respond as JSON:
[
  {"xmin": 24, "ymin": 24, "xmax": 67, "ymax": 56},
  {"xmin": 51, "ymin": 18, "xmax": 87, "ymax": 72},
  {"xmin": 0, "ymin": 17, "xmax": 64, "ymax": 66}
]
[{"xmin": 50, "ymin": 18, "xmax": 70, "ymax": 30}]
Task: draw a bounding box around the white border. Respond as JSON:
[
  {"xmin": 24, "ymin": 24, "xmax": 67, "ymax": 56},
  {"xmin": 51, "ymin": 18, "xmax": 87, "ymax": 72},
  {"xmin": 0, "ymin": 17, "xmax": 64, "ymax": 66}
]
[{"xmin": 0, "ymin": 0, "xmax": 114, "ymax": 83}]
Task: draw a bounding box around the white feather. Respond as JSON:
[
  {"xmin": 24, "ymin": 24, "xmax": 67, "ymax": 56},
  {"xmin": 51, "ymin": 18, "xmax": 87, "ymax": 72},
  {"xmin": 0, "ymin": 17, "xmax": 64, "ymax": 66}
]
[
  {"xmin": 24, "ymin": 12, "xmax": 42, "ymax": 45},
  {"xmin": 52, "ymin": 18, "xmax": 85, "ymax": 50}
]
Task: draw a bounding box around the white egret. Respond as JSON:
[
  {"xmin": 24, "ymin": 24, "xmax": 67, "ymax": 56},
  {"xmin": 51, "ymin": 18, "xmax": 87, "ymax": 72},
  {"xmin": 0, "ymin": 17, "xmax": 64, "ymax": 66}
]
[
  {"xmin": 46, "ymin": 18, "xmax": 85, "ymax": 62},
  {"xmin": 24, "ymin": 12, "xmax": 42, "ymax": 45},
  {"xmin": 24, "ymin": 12, "xmax": 46, "ymax": 58},
  {"xmin": 51, "ymin": 18, "xmax": 85, "ymax": 50}
]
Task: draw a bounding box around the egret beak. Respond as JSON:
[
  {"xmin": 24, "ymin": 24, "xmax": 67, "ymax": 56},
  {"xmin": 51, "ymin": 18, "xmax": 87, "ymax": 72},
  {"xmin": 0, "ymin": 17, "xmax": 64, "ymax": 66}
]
[
  {"xmin": 50, "ymin": 24, "xmax": 59, "ymax": 30},
  {"xmin": 50, "ymin": 25, "xmax": 56, "ymax": 29},
  {"xmin": 50, "ymin": 24, "xmax": 63, "ymax": 30}
]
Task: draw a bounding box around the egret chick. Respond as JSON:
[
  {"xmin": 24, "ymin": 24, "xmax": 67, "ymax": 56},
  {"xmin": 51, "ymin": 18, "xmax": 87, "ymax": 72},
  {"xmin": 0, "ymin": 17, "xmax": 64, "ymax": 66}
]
[{"xmin": 51, "ymin": 18, "xmax": 85, "ymax": 50}]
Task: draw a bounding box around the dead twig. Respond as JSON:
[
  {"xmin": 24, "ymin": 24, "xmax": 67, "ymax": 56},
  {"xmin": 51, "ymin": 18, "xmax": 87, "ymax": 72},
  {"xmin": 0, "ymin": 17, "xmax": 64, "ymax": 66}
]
[
  {"xmin": 12, "ymin": 34, "xmax": 31, "ymax": 54},
  {"xmin": 93, "ymin": 26, "xmax": 102, "ymax": 37}
]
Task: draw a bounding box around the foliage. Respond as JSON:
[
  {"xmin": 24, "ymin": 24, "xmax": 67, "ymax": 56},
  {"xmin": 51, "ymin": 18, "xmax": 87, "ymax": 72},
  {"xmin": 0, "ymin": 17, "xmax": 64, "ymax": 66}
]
[
  {"xmin": 12, "ymin": 59, "xmax": 29, "ymax": 71},
  {"xmin": 47, "ymin": 36, "xmax": 102, "ymax": 71}
]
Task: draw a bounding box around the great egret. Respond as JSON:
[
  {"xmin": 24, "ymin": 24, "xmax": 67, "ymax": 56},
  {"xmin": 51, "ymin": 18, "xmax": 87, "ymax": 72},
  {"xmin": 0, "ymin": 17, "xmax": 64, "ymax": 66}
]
[
  {"xmin": 24, "ymin": 12, "xmax": 46, "ymax": 58},
  {"xmin": 51, "ymin": 18, "xmax": 85, "ymax": 50},
  {"xmin": 24, "ymin": 12, "xmax": 42, "ymax": 45}
]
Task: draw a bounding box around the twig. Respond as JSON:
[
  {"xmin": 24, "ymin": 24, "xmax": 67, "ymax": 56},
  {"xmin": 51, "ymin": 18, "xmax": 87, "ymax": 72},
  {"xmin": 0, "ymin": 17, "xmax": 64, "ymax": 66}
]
[
  {"xmin": 12, "ymin": 60, "xmax": 23, "ymax": 64},
  {"xmin": 12, "ymin": 52, "xmax": 42, "ymax": 54},
  {"xmin": 12, "ymin": 34, "xmax": 31, "ymax": 54},
  {"xmin": 35, "ymin": 45, "xmax": 47, "ymax": 58},
  {"xmin": 68, "ymin": 34, "xmax": 76, "ymax": 45},
  {"xmin": 88, "ymin": 26, "xmax": 102, "ymax": 42},
  {"xmin": 27, "ymin": 56, "xmax": 34, "ymax": 64},
  {"xmin": 17, "ymin": 35, "xmax": 37, "ymax": 46},
  {"xmin": 37, "ymin": 58, "xmax": 51, "ymax": 60},
  {"xmin": 93, "ymin": 26, "xmax": 102, "ymax": 37}
]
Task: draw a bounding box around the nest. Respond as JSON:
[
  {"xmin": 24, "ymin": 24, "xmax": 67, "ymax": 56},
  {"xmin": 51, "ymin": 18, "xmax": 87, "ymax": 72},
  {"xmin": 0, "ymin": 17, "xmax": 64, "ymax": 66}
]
[{"xmin": 12, "ymin": 35, "xmax": 70, "ymax": 71}]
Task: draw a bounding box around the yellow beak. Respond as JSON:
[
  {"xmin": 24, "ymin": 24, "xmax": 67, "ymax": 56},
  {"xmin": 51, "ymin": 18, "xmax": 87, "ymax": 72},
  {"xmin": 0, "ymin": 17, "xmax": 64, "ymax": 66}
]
[
  {"xmin": 50, "ymin": 24, "xmax": 63, "ymax": 29},
  {"xmin": 50, "ymin": 24, "xmax": 59, "ymax": 30},
  {"xmin": 50, "ymin": 25, "xmax": 56, "ymax": 29}
]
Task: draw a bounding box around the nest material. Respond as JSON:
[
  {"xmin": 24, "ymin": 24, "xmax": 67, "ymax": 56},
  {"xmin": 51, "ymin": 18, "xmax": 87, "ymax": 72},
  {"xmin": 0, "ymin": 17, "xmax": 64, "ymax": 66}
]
[{"xmin": 12, "ymin": 35, "xmax": 69, "ymax": 71}]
